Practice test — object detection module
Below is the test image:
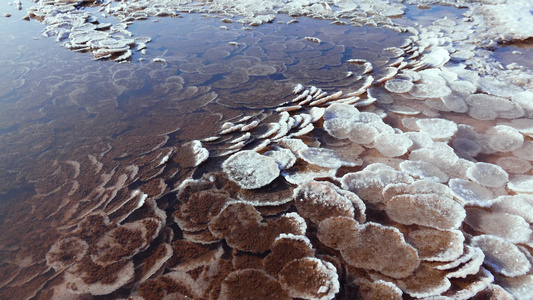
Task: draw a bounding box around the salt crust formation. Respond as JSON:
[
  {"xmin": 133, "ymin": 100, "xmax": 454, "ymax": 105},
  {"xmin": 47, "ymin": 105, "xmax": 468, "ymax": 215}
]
[{"xmin": 2, "ymin": 0, "xmax": 533, "ymax": 299}]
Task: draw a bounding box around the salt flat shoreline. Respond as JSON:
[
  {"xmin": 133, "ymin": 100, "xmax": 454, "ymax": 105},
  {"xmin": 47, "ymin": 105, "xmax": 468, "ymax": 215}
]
[{"xmin": 1, "ymin": 0, "xmax": 533, "ymax": 299}]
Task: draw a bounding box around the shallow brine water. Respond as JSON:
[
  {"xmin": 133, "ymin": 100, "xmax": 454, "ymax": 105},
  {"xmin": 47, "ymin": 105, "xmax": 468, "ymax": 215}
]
[{"xmin": 1, "ymin": 0, "xmax": 533, "ymax": 299}]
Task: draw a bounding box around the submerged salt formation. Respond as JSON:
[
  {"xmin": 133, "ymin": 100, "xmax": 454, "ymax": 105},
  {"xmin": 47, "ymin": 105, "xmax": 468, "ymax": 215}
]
[
  {"xmin": 23, "ymin": 0, "xmax": 413, "ymax": 61},
  {"xmin": 2, "ymin": 0, "xmax": 533, "ymax": 299}
]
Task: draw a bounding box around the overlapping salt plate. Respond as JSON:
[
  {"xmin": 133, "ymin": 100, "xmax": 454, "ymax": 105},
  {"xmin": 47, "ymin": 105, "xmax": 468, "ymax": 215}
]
[{"xmin": 3, "ymin": 0, "xmax": 533, "ymax": 299}]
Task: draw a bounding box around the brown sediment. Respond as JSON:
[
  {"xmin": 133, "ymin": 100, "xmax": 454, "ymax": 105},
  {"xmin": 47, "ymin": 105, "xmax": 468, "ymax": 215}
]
[
  {"xmin": 142, "ymin": 218, "xmax": 162, "ymax": 242},
  {"xmin": 76, "ymin": 214, "xmax": 112, "ymax": 247},
  {"xmin": 139, "ymin": 274, "xmax": 194, "ymax": 300},
  {"xmin": 139, "ymin": 243, "xmax": 172, "ymax": 281},
  {"xmin": 173, "ymin": 189, "xmax": 231, "ymax": 231},
  {"xmin": 263, "ymin": 236, "xmax": 315, "ymax": 276},
  {"xmin": 202, "ymin": 259, "xmax": 235, "ymax": 299},
  {"xmin": 96, "ymin": 227, "xmax": 145, "ymax": 264},
  {"xmin": 167, "ymin": 240, "xmax": 221, "ymax": 270},
  {"xmin": 231, "ymin": 250, "xmax": 265, "ymax": 270},
  {"xmin": 219, "ymin": 269, "xmax": 290, "ymax": 299},
  {"xmin": 140, "ymin": 179, "xmax": 168, "ymax": 197},
  {"xmin": 46, "ymin": 237, "xmax": 88, "ymax": 271},
  {"xmin": 76, "ymin": 258, "xmax": 128, "ymax": 285}
]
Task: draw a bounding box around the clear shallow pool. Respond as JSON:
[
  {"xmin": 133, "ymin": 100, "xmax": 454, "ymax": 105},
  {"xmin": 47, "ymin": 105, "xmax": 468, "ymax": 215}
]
[{"xmin": 1, "ymin": 0, "xmax": 533, "ymax": 299}]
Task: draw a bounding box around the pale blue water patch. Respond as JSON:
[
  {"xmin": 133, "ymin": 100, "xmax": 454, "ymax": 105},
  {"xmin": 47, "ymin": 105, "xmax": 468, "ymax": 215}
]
[
  {"xmin": 494, "ymin": 44, "xmax": 533, "ymax": 71},
  {"xmin": 395, "ymin": 4, "xmax": 466, "ymax": 27}
]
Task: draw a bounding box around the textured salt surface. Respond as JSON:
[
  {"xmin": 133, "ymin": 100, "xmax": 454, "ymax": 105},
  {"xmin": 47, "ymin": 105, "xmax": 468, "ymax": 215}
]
[{"xmin": 2, "ymin": 0, "xmax": 533, "ymax": 299}]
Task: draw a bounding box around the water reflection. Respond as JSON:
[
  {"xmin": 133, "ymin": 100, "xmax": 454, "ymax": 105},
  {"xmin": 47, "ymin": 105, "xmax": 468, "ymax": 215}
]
[{"xmin": 494, "ymin": 44, "xmax": 533, "ymax": 72}]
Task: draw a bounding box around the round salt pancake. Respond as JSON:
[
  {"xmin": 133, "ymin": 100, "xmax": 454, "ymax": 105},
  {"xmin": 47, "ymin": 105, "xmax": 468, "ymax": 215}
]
[
  {"xmin": 477, "ymin": 76, "xmax": 523, "ymax": 98},
  {"xmin": 65, "ymin": 260, "xmax": 134, "ymax": 296},
  {"xmin": 448, "ymin": 80, "xmax": 476, "ymax": 96},
  {"xmin": 465, "ymin": 208, "xmax": 532, "ymax": 244},
  {"xmin": 406, "ymin": 228, "xmax": 464, "ymax": 262},
  {"xmin": 420, "ymin": 47, "xmax": 450, "ymax": 67},
  {"xmin": 486, "ymin": 125, "xmax": 524, "ymax": 152},
  {"xmin": 318, "ymin": 216, "xmax": 359, "ymax": 251},
  {"xmin": 247, "ymin": 63, "xmax": 277, "ymax": 76},
  {"xmin": 264, "ymin": 148, "xmax": 296, "ymax": 170},
  {"xmin": 512, "ymin": 141, "xmax": 533, "ymax": 161},
  {"xmin": 416, "ymin": 118, "xmax": 458, "ymax": 141},
  {"xmin": 358, "ymin": 280, "xmax": 403, "ymax": 300},
  {"xmin": 409, "ymin": 71, "xmax": 452, "ymax": 99},
  {"xmin": 452, "ymin": 137, "xmax": 482, "ymax": 157},
  {"xmin": 466, "ymin": 162, "xmax": 509, "ymax": 188},
  {"xmin": 46, "ymin": 237, "xmax": 89, "ymax": 271},
  {"xmin": 347, "ymin": 122, "xmax": 379, "ymax": 144},
  {"xmin": 299, "ymin": 147, "xmax": 361, "ymax": 169},
  {"xmin": 356, "ymin": 112, "xmax": 383, "ymax": 125},
  {"xmin": 386, "ymin": 193, "xmax": 465, "ymax": 230},
  {"xmin": 404, "ymin": 131, "xmax": 435, "ymax": 150},
  {"xmin": 220, "ymin": 269, "xmax": 290, "ymax": 300},
  {"xmin": 89, "ymin": 38, "xmax": 128, "ymax": 49},
  {"xmin": 401, "ymin": 69, "xmax": 421, "ymax": 82},
  {"xmin": 409, "ymin": 144, "xmax": 460, "ymax": 174},
  {"xmin": 466, "ymin": 94, "xmax": 514, "ymax": 112},
  {"xmin": 424, "ymin": 98, "xmax": 451, "ymax": 112},
  {"xmin": 198, "ymin": 63, "xmax": 232, "ymax": 76},
  {"xmin": 401, "ymin": 117, "xmax": 421, "ymax": 131},
  {"xmin": 384, "ymin": 78, "xmax": 414, "ymax": 94},
  {"xmin": 369, "ymin": 120, "xmax": 395, "ymax": 135},
  {"xmin": 468, "ymin": 105, "xmax": 498, "ymax": 120},
  {"xmin": 492, "ymin": 195, "xmax": 533, "ymax": 223},
  {"xmin": 399, "ymin": 160, "xmax": 448, "ymax": 183},
  {"xmin": 263, "ymin": 234, "xmax": 315, "ymax": 276},
  {"xmin": 441, "ymin": 93, "xmax": 469, "ymax": 113},
  {"xmin": 449, "ymin": 178, "xmax": 494, "ymax": 206},
  {"xmin": 293, "ymin": 181, "xmax": 355, "ymax": 224},
  {"xmin": 508, "ymin": 175, "xmax": 533, "ymax": 193},
  {"xmin": 374, "ymin": 132, "xmax": 413, "ymax": 157},
  {"xmin": 340, "ymin": 222, "xmax": 420, "ymax": 279},
  {"xmin": 208, "ymin": 203, "xmax": 270, "ymax": 253},
  {"xmin": 139, "ymin": 243, "xmax": 173, "ymax": 283},
  {"xmin": 498, "ymin": 102, "xmax": 525, "ymax": 119},
  {"xmin": 279, "ymin": 257, "xmax": 339, "ymax": 300},
  {"xmin": 512, "ymin": 91, "xmax": 533, "ymax": 114},
  {"xmin": 508, "ymin": 118, "xmax": 533, "ymax": 136},
  {"xmin": 221, "ymin": 150, "xmax": 280, "ymax": 189},
  {"xmin": 496, "ymin": 156, "xmax": 532, "ymax": 174},
  {"xmin": 324, "ymin": 117, "xmax": 357, "ymax": 140}
]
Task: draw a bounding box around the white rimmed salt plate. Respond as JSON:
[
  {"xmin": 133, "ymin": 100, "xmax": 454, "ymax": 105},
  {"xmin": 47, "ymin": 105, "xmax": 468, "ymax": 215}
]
[
  {"xmin": 508, "ymin": 175, "xmax": 533, "ymax": 193},
  {"xmin": 222, "ymin": 150, "xmax": 280, "ymax": 189},
  {"xmin": 466, "ymin": 162, "xmax": 509, "ymax": 188},
  {"xmin": 416, "ymin": 118, "xmax": 458, "ymax": 141},
  {"xmin": 486, "ymin": 125, "xmax": 524, "ymax": 152},
  {"xmin": 384, "ymin": 79, "xmax": 414, "ymax": 94},
  {"xmin": 374, "ymin": 132, "xmax": 413, "ymax": 157}
]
